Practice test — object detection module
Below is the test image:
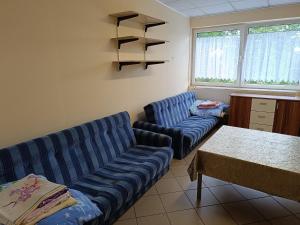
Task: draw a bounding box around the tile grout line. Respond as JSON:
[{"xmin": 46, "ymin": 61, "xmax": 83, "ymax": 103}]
[
  {"xmin": 182, "ymin": 188, "xmax": 207, "ymax": 225},
  {"xmin": 245, "ymin": 196, "xmax": 284, "ymax": 222},
  {"xmin": 271, "ymin": 196, "xmax": 300, "ymax": 220},
  {"xmin": 156, "ymin": 187, "xmax": 172, "ymax": 225},
  {"xmin": 205, "ymin": 185, "xmax": 240, "ymax": 225}
]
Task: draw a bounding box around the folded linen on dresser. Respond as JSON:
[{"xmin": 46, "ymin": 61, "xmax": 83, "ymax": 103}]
[{"xmin": 0, "ymin": 174, "xmax": 76, "ymax": 225}]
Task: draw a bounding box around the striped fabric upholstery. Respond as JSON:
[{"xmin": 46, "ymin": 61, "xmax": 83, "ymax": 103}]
[
  {"xmin": 133, "ymin": 121, "xmax": 184, "ymax": 159},
  {"xmin": 144, "ymin": 92, "xmax": 197, "ymax": 127},
  {"xmin": 133, "ymin": 128, "xmax": 172, "ymax": 147},
  {"xmin": 0, "ymin": 111, "xmax": 173, "ymax": 225},
  {"xmin": 135, "ymin": 92, "xmax": 220, "ymax": 159},
  {"xmin": 172, "ymin": 116, "xmax": 219, "ymax": 147}
]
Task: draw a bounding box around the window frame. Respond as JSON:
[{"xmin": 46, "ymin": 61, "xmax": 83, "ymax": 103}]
[{"xmin": 191, "ymin": 19, "xmax": 300, "ymax": 90}]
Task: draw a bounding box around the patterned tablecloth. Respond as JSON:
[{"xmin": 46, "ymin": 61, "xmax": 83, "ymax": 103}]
[{"xmin": 188, "ymin": 126, "xmax": 300, "ymax": 202}]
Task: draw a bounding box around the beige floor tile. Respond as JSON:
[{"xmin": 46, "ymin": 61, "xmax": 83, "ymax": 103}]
[
  {"xmin": 185, "ymin": 154, "xmax": 196, "ymax": 164},
  {"xmin": 171, "ymin": 159, "xmax": 187, "ymax": 167},
  {"xmin": 185, "ymin": 188, "xmax": 219, "ymax": 207},
  {"xmin": 186, "ymin": 151, "xmax": 197, "ymax": 159},
  {"xmin": 119, "ymin": 207, "xmax": 136, "ymax": 221},
  {"xmin": 114, "ymin": 218, "xmax": 137, "ymax": 225},
  {"xmin": 223, "ymin": 201, "xmax": 264, "ymax": 225},
  {"xmin": 233, "ymin": 184, "xmax": 269, "ymax": 199},
  {"xmin": 168, "ymin": 209, "xmax": 204, "ymax": 225},
  {"xmin": 155, "ymin": 178, "xmax": 182, "ymax": 194},
  {"xmin": 185, "ymin": 157, "xmax": 194, "ymax": 165},
  {"xmin": 209, "ymin": 185, "xmax": 245, "ymax": 203},
  {"xmin": 249, "ymin": 197, "xmax": 291, "ymax": 220},
  {"xmin": 196, "ymin": 205, "xmax": 236, "ymax": 225},
  {"xmin": 143, "ymin": 185, "xmax": 158, "ymax": 197},
  {"xmin": 137, "ymin": 214, "xmax": 170, "ymax": 225},
  {"xmin": 162, "ymin": 170, "xmax": 174, "ymax": 179},
  {"xmin": 202, "ymin": 175, "xmax": 228, "ymax": 187},
  {"xmin": 171, "ymin": 165, "xmax": 189, "ymax": 177},
  {"xmin": 176, "ymin": 176, "xmax": 202, "ymax": 190},
  {"xmin": 273, "ymin": 196, "xmax": 300, "ymax": 214},
  {"xmin": 270, "ymin": 215, "xmax": 300, "ymax": 225},
  {"xmin": 160, "ymin": 191, "xmax": 193, "ymax": 212},
  {"xmin": 134, "ymin": 195, "xmax": 164, "ymax": 217}
]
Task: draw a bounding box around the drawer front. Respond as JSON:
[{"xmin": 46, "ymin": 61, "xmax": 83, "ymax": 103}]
[
  {"xmin": 250, "ymin": 123, "xmax": 273, "ymax": 132},
  {"xmin": 251, "ymin": 98, "xmax": 276, "ymax": 112},
  {"xmin": 250, "ymin": 111, "xmax": 275, "ymax": 126}
]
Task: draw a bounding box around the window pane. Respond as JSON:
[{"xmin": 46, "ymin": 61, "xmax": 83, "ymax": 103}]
[
  {"xmin": 242, "ymin": 24, "xmax": 300, "ymax": 86},
  {"xmin": 194, "ymin": 29, "xmax": 240, "ymax": 84}
]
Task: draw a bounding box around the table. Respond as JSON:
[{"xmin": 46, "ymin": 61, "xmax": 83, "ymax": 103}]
[{"xmin": 188, "ymin": 126, "xmax": 300, "ymax": 203}]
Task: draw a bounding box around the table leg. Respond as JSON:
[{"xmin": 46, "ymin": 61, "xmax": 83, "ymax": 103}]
[{"xmin": 197, "ymin": 173, "xmax": 202, "ymax": 205}]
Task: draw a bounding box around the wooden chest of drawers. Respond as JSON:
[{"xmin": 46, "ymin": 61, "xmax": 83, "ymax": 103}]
[{"xmin": 228, "ymin": 93, "xmax": 300, "ymax": 136}]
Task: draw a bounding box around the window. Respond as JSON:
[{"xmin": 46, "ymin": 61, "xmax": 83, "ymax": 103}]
[
  {"xmin": 194, "ymin": 29, "xmax": 240, "ymax": 84},
  {"xmin": 192, "ymin": 21, "xmax": 300, "ymax": 90}
]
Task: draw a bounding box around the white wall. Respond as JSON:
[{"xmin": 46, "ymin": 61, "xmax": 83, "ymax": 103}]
[{"xmin": 0, "ymin": 0, "xmax": 190, "ymax": 147}]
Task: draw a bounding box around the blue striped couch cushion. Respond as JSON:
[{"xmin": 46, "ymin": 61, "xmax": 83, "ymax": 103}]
[
  {"xmin": 145, "ymin": 92, "xmax": 197, "ymax": 127},
  {"xmin": 172, "ymin": 116, "xmax": 219, "ymax": 147},
  {"xmin": 0, "ymin": 112, "xmax": 135, "ymax": 186},
  {"xmin": 70, "ymin": 145, "xmax": 173, "ymax": 222}
]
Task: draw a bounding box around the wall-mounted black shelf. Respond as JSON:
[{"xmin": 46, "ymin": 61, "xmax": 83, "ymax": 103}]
[
  {"xmin": 112, "ymin": 36, "xmax": 168, "ymax": 50},
  {"xmin": 113, "ymin": 60, "xmax": 168, "ymax": 71},
  {"xmin": 110, "ymin": 11, "xmax": 166, "ymax": 32},
  {"xmin": 111, "ymin": 11, "xmax": 168, "ymax": 71}
]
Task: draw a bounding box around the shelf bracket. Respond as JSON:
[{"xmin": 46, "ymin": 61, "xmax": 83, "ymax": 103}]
[
  {"xmin": 145, "ymin": 41, "xmax": 166, "ymax": 51},
  {"xmin": 145, "ymin": 61, "xmax": 165, "ymax": 69},
  {"xmin": 118, "ymin": 62, "xmax": 140, "ymax": 71},
  {"xmin": 145, "ymin": 22, "xmax": 166, "ymax": 32},
  {"xmin": 117, "ymin": 14, "xmax": 139, "ymax": 26},
  {"xmin": 118, "ymin": 38, "xmax": 139, "ymax": 49}
]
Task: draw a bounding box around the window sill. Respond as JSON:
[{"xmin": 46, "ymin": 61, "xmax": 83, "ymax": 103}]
[{"xmin": 190, "ymin": 85, "xmax": 300, "ymax": 97}]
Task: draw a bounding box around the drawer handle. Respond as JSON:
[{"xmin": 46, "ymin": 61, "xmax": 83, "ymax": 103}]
[
  {"xmin": 257, "ymin": 115, "xmax": 266, "ymax": 119},
  {"xmin": 259, "ymin": 102, "xmax": 267, "ymax": 106},
  {"xmin": 257, "ymin": 128, "xmax": 264, "ymax": 131}
]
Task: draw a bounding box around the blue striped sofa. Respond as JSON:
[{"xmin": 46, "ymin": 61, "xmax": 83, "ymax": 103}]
[
  {"xmin": 0, "ymin": 111, "xmax": 173, "ymax": 225},
  {"xmin": 133, "ymin": 92, "xmax": 219, "ymax": 159}
]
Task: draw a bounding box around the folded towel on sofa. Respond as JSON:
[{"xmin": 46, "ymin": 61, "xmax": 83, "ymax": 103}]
[
  {"xmin": 1, "ymin": 182, "xmax": 103, "ymax": 225},
  {"xmin": 0, "ymin": 174, "xmax": 76, "ymax": 225},
  {"xmin": 190, "ymin": 100, "xmax": 229, "ymax": 117},
  {"xmin": 197, "ymin": 100, "xmax": 220, "ymax": 109}
]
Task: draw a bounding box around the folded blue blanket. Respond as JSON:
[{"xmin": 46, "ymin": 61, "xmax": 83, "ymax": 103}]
[
  {"xmin": 190, "ymin": 100, "xmax": 229, "ymax": 117},
  {"xmin": 37, "ymin": 189, "xmax": 102, "ymax": 225},
  {"xmin": 0, "ymin": 181, "xmax": 102, "ymax": 225}
]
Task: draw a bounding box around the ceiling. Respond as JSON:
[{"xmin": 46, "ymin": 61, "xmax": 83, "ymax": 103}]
[{"xmin": 157, "ymin": 0, "xmax": 300, "ymax": 17}]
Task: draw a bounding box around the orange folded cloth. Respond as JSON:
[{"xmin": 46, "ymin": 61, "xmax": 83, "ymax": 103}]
[{"xmin": 198, "ymin": 101, "xmax": 220, "ymax": 109}]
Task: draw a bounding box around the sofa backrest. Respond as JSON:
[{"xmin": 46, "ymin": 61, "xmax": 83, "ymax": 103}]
[
  {"xmin": 0, "ymin": 112, "xmax": 135, "ymax": 186},
  {"xmin": 144, "ymin": 92, "xmax": 197, "ymax": 127}
]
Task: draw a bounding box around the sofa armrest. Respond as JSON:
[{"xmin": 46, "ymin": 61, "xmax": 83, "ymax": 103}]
[
  {"xmin": 133, "ymin": 128, "xmax": 172, "ymax": 148},
  {"xmin": 133, "ymin": 121, "xmax": 184, "ymax": 158},
  {"xmin": 133, "ymin": 121, "xmax": 182, "ymax": 137}
]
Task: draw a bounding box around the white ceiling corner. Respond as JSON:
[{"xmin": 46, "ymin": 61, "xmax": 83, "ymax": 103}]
[{"xmin": 157, "ymin": 0, "xmax": 300, "ymax": 17}]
